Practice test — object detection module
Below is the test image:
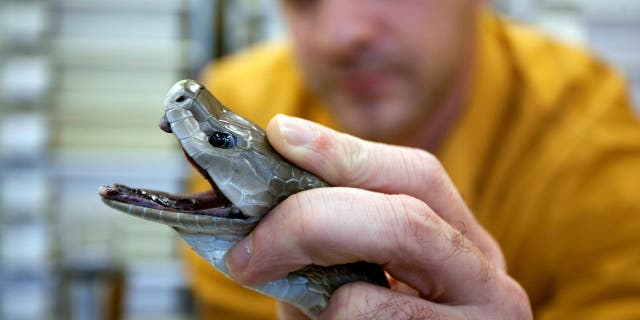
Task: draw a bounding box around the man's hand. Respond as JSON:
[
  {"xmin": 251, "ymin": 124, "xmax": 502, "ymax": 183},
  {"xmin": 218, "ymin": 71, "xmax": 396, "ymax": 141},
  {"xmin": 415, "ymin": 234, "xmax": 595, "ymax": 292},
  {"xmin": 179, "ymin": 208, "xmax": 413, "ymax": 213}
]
[{"xmin": 225, "ymin": 115, "xmax": 532, "ymax": 319}]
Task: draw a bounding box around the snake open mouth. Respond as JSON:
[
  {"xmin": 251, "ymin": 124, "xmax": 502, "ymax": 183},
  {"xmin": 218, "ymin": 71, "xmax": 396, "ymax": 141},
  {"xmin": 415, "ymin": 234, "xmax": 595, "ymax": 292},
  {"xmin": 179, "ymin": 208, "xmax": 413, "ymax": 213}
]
[
  {"xmin": 98, "ymin": 183, "xmax": 246, "ymax": 219},
  {"xmin": 99, "ymin": 143, "xmax": 247, "ymax": 220}
]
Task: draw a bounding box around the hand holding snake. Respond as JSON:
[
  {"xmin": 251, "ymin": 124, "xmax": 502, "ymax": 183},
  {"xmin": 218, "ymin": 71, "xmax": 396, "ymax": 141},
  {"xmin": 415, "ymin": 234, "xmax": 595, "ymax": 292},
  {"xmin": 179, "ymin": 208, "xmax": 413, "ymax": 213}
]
[{"xmin": 229, "ymin": 114, "xmax": 531, "ymax": 319}]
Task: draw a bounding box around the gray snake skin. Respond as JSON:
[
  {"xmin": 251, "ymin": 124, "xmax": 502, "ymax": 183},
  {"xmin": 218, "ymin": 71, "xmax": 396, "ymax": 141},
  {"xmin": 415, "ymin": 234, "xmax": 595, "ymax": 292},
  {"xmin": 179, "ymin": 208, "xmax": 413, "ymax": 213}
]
[{"xmin": 99, "ymin": 79, "xmax": 388, "ymax": 318}]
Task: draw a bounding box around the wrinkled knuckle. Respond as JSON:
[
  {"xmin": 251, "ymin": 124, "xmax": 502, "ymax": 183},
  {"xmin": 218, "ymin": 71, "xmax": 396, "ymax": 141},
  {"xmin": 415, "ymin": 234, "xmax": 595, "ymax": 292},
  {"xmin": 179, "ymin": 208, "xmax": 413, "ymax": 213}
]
[
  {"xmin": 336, "ymin": 134, "xmax": 370, "ymax": 185},
  {"xmin": 285, "ymin": 190, "xmax": 332, "ymax": 256},
  {"xmin": 390, "ymin": 194, "xmax": 430, "ymax": 220},
  {"xmin": 326, "ymin": 283, "xmax": 440, "ymax": 320},
  {"xmin": 387, "ymin": 194, "xmax": 436, "ymax": 247},
  {"xmin": 501, "ymin": 278, "xmax": 533, "ymax": 320},
  {"xmin": 413, "ymin": 149, "xmax": 445, "ymax": 185},
  {"xmin": 280, "ymin": 192, "xmax": 315, "ymax": 249},
  {"xmin": 479, "ymin": 276, "xmax": 532, "ymax": 320},
  {"xmin": 415, "ymin": 149, "xmax": 442, "ymax": 172}
]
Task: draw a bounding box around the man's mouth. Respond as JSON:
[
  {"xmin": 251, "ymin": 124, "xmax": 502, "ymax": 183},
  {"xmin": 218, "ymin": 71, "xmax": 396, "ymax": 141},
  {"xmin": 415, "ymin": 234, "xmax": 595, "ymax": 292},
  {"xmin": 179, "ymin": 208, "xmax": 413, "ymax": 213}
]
[{"xmin": 341, "ymin": 70, "xmax": 390, "ymax": 94}]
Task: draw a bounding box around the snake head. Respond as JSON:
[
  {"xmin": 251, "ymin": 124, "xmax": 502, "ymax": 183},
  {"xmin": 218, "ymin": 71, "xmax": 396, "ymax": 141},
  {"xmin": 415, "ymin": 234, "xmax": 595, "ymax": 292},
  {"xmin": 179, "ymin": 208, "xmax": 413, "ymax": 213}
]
[
  {"xmin": 99, "ymin": 80, "xmax": 384, "ymax": 318},
  {"xmin": 161, "ymin": 79, "xmax": 324, "ymax": 217}
]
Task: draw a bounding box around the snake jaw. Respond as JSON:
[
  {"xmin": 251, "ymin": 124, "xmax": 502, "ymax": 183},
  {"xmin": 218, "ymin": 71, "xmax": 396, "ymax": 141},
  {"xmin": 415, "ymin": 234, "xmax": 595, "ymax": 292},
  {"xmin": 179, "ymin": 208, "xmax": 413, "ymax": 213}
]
[
  {"xmin": 98, "ymin": 141, "xmax": 249, "ymax": 220},
  {"xmin": 99, "ymin": 112, "xmax": 249, "ymax": 220},
  {"xmin": 98, "ymin": 184, "xmax": 247, "ymax": 219},
  {"xmin": 99, "ymin": 104, "xmax": 249, "ymax": 220}
]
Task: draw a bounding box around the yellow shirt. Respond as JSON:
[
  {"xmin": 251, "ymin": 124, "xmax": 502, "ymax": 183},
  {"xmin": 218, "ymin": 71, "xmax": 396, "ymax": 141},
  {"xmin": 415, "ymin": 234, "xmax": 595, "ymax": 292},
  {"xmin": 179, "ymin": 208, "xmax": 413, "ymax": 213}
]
[{"xmin": 184, "ymin": 11, "xmax": 640, "ymax": 320}]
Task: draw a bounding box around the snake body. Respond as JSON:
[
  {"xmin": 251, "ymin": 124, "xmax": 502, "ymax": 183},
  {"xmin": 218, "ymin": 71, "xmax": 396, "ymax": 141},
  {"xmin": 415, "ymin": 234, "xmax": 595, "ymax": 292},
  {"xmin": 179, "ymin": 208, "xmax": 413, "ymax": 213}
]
[{"xmin": 99, "ymin": 79, "xmax": 387, "ymax": 318}]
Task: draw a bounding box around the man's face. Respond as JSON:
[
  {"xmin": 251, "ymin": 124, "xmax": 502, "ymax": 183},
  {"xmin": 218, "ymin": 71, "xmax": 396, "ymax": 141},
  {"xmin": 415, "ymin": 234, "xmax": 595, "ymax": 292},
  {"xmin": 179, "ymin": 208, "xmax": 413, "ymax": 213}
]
[{"xmin": 281, "ymin": 0, "xmax": 478, "ymax": 142}]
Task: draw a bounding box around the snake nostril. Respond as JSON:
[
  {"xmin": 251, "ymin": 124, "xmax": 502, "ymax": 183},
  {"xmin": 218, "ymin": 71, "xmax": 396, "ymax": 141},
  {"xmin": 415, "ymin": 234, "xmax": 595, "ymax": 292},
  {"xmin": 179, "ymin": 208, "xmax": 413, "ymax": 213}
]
[{"xmin": 175, "ymin": 95, "xmax": 187, "ymax": 103}]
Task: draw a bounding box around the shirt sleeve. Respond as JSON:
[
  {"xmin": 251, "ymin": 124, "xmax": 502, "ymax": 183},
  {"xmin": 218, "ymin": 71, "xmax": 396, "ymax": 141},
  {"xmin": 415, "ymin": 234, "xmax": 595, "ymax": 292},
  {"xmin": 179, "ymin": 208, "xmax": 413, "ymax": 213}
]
[{"xmin": 534, "ymin": 74, "xmax": 640, "ymax": 320}]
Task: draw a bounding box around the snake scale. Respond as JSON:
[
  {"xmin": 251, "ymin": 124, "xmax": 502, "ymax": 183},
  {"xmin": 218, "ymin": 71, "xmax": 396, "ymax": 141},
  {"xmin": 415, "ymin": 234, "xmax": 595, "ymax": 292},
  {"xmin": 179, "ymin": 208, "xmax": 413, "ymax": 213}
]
[{"xmin": 99, "ymin": 79, "xmax": 388, "ymax": 318}]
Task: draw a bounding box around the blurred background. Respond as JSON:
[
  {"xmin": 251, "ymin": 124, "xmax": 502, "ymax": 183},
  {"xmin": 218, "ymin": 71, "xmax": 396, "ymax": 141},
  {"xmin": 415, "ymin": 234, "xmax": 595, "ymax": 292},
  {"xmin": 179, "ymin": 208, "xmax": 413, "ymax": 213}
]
[{"xmin": 0, "ymin": 0, "xmax": 638, "ymax": 319}]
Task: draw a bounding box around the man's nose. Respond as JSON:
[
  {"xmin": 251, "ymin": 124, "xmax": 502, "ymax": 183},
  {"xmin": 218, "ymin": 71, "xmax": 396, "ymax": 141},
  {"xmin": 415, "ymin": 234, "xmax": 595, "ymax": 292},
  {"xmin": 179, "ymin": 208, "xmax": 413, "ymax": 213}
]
[{"xmin": 317, "ymin": 0, "xmax": 376, "ymax": 60}]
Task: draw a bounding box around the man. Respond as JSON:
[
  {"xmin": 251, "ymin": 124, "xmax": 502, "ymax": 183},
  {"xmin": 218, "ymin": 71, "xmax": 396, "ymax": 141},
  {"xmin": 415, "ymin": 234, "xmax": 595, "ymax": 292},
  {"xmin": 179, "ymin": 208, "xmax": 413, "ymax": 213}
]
[{"xmin": 185, "ymin": 1, "xmax": 640, "ymax": 319}]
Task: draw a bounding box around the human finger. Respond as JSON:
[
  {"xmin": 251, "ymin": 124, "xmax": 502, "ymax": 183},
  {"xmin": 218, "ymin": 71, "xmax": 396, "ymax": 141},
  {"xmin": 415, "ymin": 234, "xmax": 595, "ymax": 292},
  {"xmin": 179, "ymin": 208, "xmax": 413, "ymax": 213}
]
[
  {"xmin": 266, "ymin": 114, "xmax": 504, "ymax": 268},
  {"xmin": 226, "ymin": 187, "xmax": 500, "ymax": 304},
  {"xmin": 322, "ymin": 281, "xmax": 530, "ymax": 320},
  {"xmin": 320, "ymin": 282, "xmax": 462, "ymax": 320}
]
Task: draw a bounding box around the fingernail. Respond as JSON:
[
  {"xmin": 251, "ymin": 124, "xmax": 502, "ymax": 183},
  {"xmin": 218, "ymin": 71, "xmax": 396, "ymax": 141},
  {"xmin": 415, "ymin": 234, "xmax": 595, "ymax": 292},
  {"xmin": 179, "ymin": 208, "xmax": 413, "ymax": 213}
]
[
  {"xmin": 225, "ymin": 235, "xmax": 251, "ymax": 279},
  {"xmin": 275, "ymin": 114, "xmax": 317, "ymax": 146}
]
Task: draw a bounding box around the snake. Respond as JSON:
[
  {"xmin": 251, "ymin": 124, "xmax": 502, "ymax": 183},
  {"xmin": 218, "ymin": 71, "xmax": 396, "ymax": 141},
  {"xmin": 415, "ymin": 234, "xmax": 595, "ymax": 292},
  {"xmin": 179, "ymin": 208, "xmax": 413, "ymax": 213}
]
[{"xmin": 99, "ymin": 79, "xmax": 388, "ymax": 318}]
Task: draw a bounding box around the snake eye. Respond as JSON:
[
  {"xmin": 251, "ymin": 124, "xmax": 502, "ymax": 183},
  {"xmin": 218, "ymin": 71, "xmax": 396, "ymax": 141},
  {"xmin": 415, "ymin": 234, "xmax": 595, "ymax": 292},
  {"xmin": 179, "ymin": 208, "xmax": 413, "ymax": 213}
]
[{"xmin": 208, "ymin": 131, "xmax": 236, "ymax": 149}]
